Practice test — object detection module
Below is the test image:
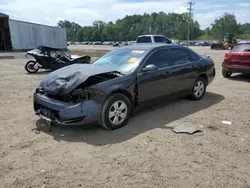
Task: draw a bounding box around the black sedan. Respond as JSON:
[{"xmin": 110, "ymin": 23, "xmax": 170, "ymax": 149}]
[{"xmin": 33, "ymin": 44, "xmax": 215, "ymax": 130}]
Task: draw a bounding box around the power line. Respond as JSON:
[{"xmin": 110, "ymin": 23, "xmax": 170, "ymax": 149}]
[{"xmin": 187, "ymin": 1, "xmax": 195, "ymax": 47}]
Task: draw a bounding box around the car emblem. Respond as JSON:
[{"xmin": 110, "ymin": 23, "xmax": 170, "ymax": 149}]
[{"xmin": 240, "ymin": 53, "xmax": 244, "ymax": 56}]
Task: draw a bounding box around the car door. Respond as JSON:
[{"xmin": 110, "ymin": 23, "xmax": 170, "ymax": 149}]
[
  {"xmin": 136, "ymin": 48, "xmax": 174, "ymax": 103},
  {"xmin": 166, "ymin": 48, "xmax": 198, "ymax": 93}
]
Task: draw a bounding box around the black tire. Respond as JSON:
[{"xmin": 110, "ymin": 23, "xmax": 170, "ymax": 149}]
[
  {"xmin": 101, "ymin": 93, "xmax": 131, "ymax": 130},
  {"xmin": 189, "ymin": 77, "xmax": 207, "ymax": 101},
  {"xmin": 25, "ymin": 60, "xmax": 39, "ymax": 73},
  {"xmin": 222, "ymin": 68, "xmax": 232, "ymax": 78}
]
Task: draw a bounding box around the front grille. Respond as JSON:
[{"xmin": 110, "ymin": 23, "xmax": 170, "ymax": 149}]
[
  {"xmin": 37, "ymin": 87, "xmax": 88, "ymax": 104},
  {"xmin": 36, "ymin": 104, "xmax": 60, "ymax": 119},
  {"xmin": 46, "ymin": 94, "xmax": 73, "ymax": 103}
]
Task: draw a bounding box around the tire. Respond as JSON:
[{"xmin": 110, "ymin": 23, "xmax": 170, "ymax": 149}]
[
  {"xmin": 189, "ymin": 77, "xmax": 207, "ymax": 101},
  {"xmin": 25, "ymin": 60, "xmax": 39, "ymax": 73},
  {"xmin": 222, "ymin": 68, "xmax": 232, "ymax": 78},
  {"xmin": 101, "ymin": 93, "xmax": 131, "ymax": 130}
]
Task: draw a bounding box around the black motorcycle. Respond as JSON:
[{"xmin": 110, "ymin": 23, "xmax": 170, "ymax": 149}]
[{"xmin": 25, "ymin": 46, "xmax": 91, "ymax": 73}]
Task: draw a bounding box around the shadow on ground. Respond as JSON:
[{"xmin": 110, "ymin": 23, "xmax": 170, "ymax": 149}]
[
  {"xmin": 228, "ymin": 74, "xmax": 250, "ymax": 82},
  {"xmin": 26, "ymin": 70, "xmax": 51, "ymax": 75},
  {"xmin": 35, "ymin": 92, "xmax": 225, "ymax": 145}
]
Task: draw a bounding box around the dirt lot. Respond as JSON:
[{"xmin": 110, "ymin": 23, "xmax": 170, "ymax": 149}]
[{"xmin": 0, "ymin": 46, "xmax": 250, "ymax": 188}]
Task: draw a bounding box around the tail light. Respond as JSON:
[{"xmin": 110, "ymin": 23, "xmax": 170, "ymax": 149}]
[{"xmin": 212, "ymin": 61, "xmax": 215, "ymax": 67}]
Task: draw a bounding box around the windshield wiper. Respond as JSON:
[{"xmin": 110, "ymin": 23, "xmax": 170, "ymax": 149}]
[{"xmin": 244, "ymin": 49, "xmax": 250, "ymax": 51}]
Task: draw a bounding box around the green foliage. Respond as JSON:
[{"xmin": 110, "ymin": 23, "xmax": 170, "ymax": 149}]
[
  {"xmin": 238, "ymin": 23, "xmax": 250, "ymax": 35},
  {"xmin": 57, "ymin": 12, "xmax": 202, "ymax": 41},
  {"xmin": 236, "ymin": 34, "xmax": 250, "ymax": 39},
  {"xmin": 198, "ymin": 35, "xmax": 215, "ymax": 40},
  {"xmin": 57, "ymin": 12, "xmax": 250, "ymax": 42},
  {"xmin": 210, "ymin": 13, "xmax": 239, "ymax": 38}
]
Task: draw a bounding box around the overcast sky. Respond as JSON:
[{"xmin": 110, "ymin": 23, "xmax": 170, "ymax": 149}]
[{"xmin": 0, "ymin": 0, "xmax": 249, "ymax": 29}]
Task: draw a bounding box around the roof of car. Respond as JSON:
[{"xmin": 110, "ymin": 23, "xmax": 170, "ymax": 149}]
[
  {"xmin": 117, "ymin": 43, "xmax": 179, "ymax": 51},
  {"xmin": 137, "ymin": 34, "xmax": 166, "ymax": 37}
]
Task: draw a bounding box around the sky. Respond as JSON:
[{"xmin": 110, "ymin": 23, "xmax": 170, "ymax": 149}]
[{"xmin": 0, "ymin": 0, "xmax": 249, "ymax": 29}]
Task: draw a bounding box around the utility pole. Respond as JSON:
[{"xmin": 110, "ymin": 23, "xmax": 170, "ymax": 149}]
[{"xmin": 187, "ymin": 1, "xmax": 195, "ymax": 47}]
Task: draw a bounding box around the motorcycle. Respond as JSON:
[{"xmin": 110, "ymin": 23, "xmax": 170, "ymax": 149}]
[{"xmin": 25, "ymin": 46, "xmax": 91, "ymax": 73}]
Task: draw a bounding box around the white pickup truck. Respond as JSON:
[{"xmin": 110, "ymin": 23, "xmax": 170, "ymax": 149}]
[{"xmin": 136, "ymin": 35, "xmax": 174, "ymax": 44}]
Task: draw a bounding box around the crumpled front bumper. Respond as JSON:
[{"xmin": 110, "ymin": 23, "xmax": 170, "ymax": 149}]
[{"xmin": 34, "ymin": 93, "xmax": 101, "ymax": 126}]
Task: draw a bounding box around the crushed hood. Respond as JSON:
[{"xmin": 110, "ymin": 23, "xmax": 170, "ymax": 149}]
[{"xmin": 40, "ymin": 64, "xmax": 116, "ymax": 95}]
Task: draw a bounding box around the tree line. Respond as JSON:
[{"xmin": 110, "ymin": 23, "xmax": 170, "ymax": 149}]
[{"xmin": 57, "ymin": 12, "xmax": 250, "ymax": 42}]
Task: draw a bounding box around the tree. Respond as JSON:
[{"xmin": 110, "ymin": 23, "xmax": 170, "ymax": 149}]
[
  {"xmin": 210, "ymin": 13, "xmax": 239, "ymax": 38},
  {"xmin": 239, "ymin": 23, "xmax": 250, "ymax": 34},
  {"xmin": 57, "ymin": 11, "xmax": 250, "ymax": 42}
]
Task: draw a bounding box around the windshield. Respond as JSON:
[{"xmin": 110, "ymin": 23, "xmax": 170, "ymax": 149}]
[
  {"xmin": 232, "ymin": 44, "xmax": 250, "ymax": 52},
  {"xmin": 93, "ymin": 49, "xmax": 148, "ymax": 74}
]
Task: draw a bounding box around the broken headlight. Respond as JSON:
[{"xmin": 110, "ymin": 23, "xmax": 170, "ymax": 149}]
[{"xmin": 70, "ymin": 88, "xmax": 95, "ymax": 103}]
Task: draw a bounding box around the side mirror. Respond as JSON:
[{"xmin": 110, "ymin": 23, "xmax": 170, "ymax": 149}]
[{"xmin": 142, "ymin": 64, "xmax": 158, "ymax": 72}]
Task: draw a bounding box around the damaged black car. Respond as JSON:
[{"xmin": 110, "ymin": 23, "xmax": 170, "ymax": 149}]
[{"xmin": 34, "ymin": 44, "xmax": 215, "ymax": 130}]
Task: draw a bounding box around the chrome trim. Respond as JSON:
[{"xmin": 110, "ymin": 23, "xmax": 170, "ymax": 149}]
[{"xmin": 38, "ymin": 114, "xmax": 52, "ymax": 122}]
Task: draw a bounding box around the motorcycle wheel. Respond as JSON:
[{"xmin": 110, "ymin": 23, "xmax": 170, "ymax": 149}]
[{"xmin": 25, "ymin": 60, "xmax": 39, "ymax": 73}]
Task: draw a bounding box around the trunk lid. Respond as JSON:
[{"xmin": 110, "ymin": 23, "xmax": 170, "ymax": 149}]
[{"xmin": 228, "ymin": 44, "xmax": 250, "ymax": 65}]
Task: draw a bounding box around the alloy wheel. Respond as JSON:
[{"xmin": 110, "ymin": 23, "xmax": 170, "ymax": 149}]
[
  {"xmin": 108, "ymin": 100, "xmax": 128, "ymax": 125},
  {"xmin": 194, "ymin": 80, "xmax": 205, "ymax": 98}
]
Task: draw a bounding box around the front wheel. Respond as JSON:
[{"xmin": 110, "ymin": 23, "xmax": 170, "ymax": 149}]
[
  {"xmin": 25, "ymin": 60, "xmax": 39, "ymax": 73},
  {"xmin": 101, "ymin": 93, "xmax": 131, "ymax": 130},
  {"xmin": 222, "ymin": 68, "xmax": 232, "ymax": 78},
  {"xmin": 189, "ymin": 77, "xmax": 207, "ymax": 101}
]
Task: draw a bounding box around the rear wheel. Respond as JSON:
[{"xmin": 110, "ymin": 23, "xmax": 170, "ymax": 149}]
[
  {"xmin": 222, "ymin": 68, "xmax": 232, "ymax": 78},
  {"xmin": 189, "ymin": 77, "xmax": 207, "ymax": 101},
  {"xmin": 101, "ymin": 93, "xmax": 131, "ymax": 130},
  {"xmin": 25, "ymin": 60, "xmax": 39, "ymax": 73}
]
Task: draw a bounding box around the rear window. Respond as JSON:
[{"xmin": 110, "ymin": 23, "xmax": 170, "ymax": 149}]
[
  {"xmin": 232, "ymin": 44, "xmax": 250, "ymax": 52},
  {"xmin": 136, "ymin": 36, "xmax": 152, "ymax": 43},
  {"xmin": 154, "ymin": 36, "xmax": 172, "ymax": 44},
  {"xmin": 154, "ymin": 36, "xmax": 165, "ymax": 43},
  {"xmin": 186, "ymin": 48, "xmax": 201, "ymax": 61}
]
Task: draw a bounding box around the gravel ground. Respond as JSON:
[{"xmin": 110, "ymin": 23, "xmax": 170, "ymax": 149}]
[{"xmin": 0, "ymin": 46, "xmax": 250, "ymax": 188}]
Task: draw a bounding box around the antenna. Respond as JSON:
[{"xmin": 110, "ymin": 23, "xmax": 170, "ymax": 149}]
[{"xmin": 187, "ymin": 1, "xmax": 195, "ymax": 47}]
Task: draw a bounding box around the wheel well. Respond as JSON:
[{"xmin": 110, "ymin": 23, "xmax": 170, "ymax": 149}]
[
  {"xmin": 110, "ymin": 90, "xmax": 134, "ymax": 106},
  {"xmin": 199, "ymin": 74, "xmax": 208, "ymax": 85}
]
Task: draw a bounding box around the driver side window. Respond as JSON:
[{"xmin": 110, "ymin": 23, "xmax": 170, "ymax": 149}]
[{"xmin": 143, "ymin": 49, "xmax": 170, "ymax": 69}]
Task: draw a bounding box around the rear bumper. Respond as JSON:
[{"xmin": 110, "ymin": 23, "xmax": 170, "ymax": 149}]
[
  {"xmin": 34, "ymin": 93, "xmax": 101, "ymax": 126},
  {"xmin": 207, "ymin": 67, "xmax": 216, "ymax": 85},
  {"xmin": 223, "ymin": 63, "xmax": 250, "ymax": 73}
]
